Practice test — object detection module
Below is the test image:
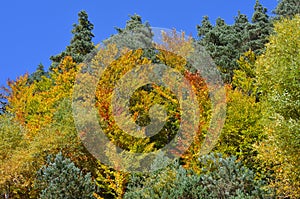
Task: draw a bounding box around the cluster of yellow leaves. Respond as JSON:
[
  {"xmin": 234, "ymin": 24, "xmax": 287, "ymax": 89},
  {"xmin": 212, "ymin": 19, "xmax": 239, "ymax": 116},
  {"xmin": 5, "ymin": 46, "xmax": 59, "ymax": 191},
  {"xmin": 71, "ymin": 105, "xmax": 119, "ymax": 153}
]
[
  {"xmin": 255, "ymin": 16, "xmax": 300, "ymax": 198},
  {"xmin": 1, "ymin": 56, "xmax": 88, "ymax": 197}
]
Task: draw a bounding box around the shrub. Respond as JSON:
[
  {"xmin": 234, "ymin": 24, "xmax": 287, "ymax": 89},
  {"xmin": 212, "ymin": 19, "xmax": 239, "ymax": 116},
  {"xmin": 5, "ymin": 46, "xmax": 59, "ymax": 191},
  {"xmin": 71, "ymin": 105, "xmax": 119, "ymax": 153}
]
[
  {"xmin": 124, "ymin": 153, "xmax": 272, "ymax": 199},
  {"xmin": 35, "ymin": 152, "xmax": 95, "ymax": 199}
]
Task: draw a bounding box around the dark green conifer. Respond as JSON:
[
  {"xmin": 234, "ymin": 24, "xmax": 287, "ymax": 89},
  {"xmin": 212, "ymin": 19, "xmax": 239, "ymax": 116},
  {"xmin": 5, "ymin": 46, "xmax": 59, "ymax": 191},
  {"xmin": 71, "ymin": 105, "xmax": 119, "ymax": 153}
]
[
  {"xmin": 103, "ymin": 14, "xmax": 153, "ymax": 50},
  {"xmin": 196, "ymin": 16, "xmax": 213, "ymax": 39},
  {"xmin": 233, "ymin": 11, "xmax": 251, "ymax": 52},
  {"xmin": 36, "ymin": 152, "xmax": 95, "ymax": 199},
  {"xmin": 274, "ymin": 0, "xmax": 300, "ymax": 19},
  {"xmin": 50, "ymin": 10, "xmax": 95, "ymax": 70},
  {"xmin": 248, "ymin": 0, "xmax": 272, "ymax": 54},
  {"xmin": 197, "ymin": 17, "xmax": 239, "ymax": 83},
  {"xmin": 27, "ymin": 63, "xmax": 48, "ymax": 84}
]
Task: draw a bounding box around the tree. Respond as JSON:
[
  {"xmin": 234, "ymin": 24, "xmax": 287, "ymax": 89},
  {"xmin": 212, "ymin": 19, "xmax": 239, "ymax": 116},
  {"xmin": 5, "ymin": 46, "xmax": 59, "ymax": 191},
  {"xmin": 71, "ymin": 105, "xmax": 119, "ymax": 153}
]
[
  {"xmin": 197, "ymin": 17, "xmax": 239, "ymax": 83},
  {"xmin": 27, "ymin": 63, "xmax": 48, "ymax": 84},
  {"xmin": 103, "ymin": 14, "xmax": 153, "ymax": 50},
  {"xmin": 1, "ymin": 57, "xmax": 98, "ymax": 198},
  {"xmin": 233, "ymin": 11, "xmax": 251, "ymax": 53},
  {"xmin": 50, "ymin": 10, "xmax": 95, "ymax": 69},
  {"xmin": 197, "ymin": 16, "xmax": 213, "ymax": 39},
  {"xmin": 124, "ymin": 153, "xmax": 270, "ymax": 199},
  {"xmin": 213, "ymin": 86, "xmax": 266, "ymax": 172},
  {"xmin": 196, "ymin": 1, "xmax": 272, "ymax": 83},
  {"xmin": 273, "ymin": 0, "xmax": 300, "ymax": 19},
  {"xmin": 248, "ymin": 0, "xmax": 272, "ymax": 55},
  {"xmin": 0, "ymin": 91, "xmax": 7, "ymax": 114},
  {"xmin": 256, "ymin": 16, "xmax": 300, "ymax": 198},
  {"xmin": 36, "ymin": 152, "xmax": 95, "ymax": 199},
  {"xmin": 232, "ymin": 50, "xmax": 257, "ymax": 96},
  {"xmin": 0, "ymin": 115, "xmax": 24, "ymax": 198}
]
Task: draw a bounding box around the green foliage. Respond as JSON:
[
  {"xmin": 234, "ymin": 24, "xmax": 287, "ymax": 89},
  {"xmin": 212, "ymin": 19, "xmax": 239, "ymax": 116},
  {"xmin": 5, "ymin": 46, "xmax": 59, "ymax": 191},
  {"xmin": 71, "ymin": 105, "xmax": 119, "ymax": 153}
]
[
  {"xmin": 124, "ymin": 153, "xmax": 271, "ymax": 199},
  {"xmin": 198, "ymin": 153, "xmax": 271, "ymax": 199},
  {"xmin": 0, "ymin": 57, "xmax": 97, "ymax": 198},
  {"xmin": 2, "ymin": 6, "xmax": 300, "ymax": 199},
  {"xmin": 50, "ymin": 10, "xmax": 95, "ymax": 69},
  {"xmin": 0, "ymin": 90, "xmax": 7, "ymax": 114},
  {"xmin": 248, "ymin": 0, "xmax": 272, "ymax": 55},
  {"xmin": 232, "ymin": 50, "xmax": 257, "ymax": 96},
  {"xmin": 0, "ymin": 115, "xmax": 25, "ymax": 198},
  {"xmin": 28, "ymin": 63, "xmax": 49, "ymax": 84},
  {"xmin": 256, "ymin": 15, "xmax": 300, "ymax": 198},
  {"xmin": 197, "ymin": 16, "xmax": 240, "ymax": 83},
  {"xmin": 36, "ymin": 152, "xmax": 95, "ymax": 199},
  {"xmin": 0, "ymin": 115, "xmax": 23, "ymax": 163},
  {"xmin": 197, "ymin": 0, "xmax": 271, "ymax": 83},
  {"xmin": 213, "ymin": 87, "xmax": 266, "ymax": 171},
  {"xmin": 273, "ymin": 0, "xmax": 300, "ymax": 19},
  {"xmin": 103, "ymin": 14, "xmax": 153, "ymax": 50}
]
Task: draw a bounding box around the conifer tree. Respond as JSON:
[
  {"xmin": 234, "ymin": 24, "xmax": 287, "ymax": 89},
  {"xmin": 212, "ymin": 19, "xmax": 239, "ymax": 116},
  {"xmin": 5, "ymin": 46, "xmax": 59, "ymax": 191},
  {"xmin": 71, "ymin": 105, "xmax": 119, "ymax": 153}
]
[
  {"xmin": 196, "ymin": 16, "xmax": 213, "ymax": 39},
  {"xmin": 233, "ymin": 11, "xmax": 251, "ymax": 53},
  {"xmin": 197, "ymin": 17, "xmax": 239, "ymax": 83},
  {"xmin": 36, "ymin": 152, "xmax": 95, "ymax": 199},
  {"xmin": 0, "ymin": 93, "xmax": 6, "ymax": 114},
  {"xmin": 274, "ymin": 0, "xmax": 300, "ymax": 19},
  {"xmin": 50, "ymin": 10, "xmax": 95, "ymax": 70},
  {"xmin": 248, "ymin": 0, "xmax": 272, "ymax": 54},
  {"xmin": 197, "ymin": 1, "xmax": 272, "ymax": 82},
  {"xmin": 103, "ymin": 14, "xmax": 153, "ymax": 50},
  {"xmin": 27, "ymin": 63, "xmax": 48, "ymax": 84}
]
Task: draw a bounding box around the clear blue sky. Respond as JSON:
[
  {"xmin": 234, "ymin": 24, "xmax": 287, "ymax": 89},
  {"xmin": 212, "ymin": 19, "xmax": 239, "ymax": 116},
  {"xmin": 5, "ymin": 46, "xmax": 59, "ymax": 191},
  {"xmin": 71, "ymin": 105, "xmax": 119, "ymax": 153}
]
[{"xmin": 0, "ymin": 0, "xmax": 277, "ymax": 88}]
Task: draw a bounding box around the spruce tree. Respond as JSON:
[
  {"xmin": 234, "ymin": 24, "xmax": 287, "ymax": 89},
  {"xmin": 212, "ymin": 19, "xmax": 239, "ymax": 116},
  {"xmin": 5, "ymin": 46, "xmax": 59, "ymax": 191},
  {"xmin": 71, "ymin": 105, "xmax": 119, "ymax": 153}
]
[
  {"xmin": 196, "ymin": 16, "xmax": 213, "ymax": 39},
  {"xmin": 50, "ymin": 10, "xmax": 95, "ymax": 70},
  {"xmin": 197, "ymin": 17, "xmax": 239, "ymax": 83},
  {"xmin": 248, "ymin": 0, "xmax": 272, "ymax": 54},
  {"xmin": 196, "ymin": 1, "xmax": 272, "ymax": 83},
  {"xmin": 233, "ymin": 11, "xmax": 251, "ymax": 53},
  {"xmin": 103, "ymin": 14, "xmax": 153, "ymax": 50},
  {"xmin": 274, "ymin": 0, "xmax": 300, "ymax": 19},
  {"xmin": 0, "ymin": 93, "xmax": 6, "ymax": 114},
  {"xmin": 36, "ymin": 152, "xmax": 95, "ymax": 199},
  {"xmin": 27, "ymin": 63, "xmax": 48, "ymax": 84}
]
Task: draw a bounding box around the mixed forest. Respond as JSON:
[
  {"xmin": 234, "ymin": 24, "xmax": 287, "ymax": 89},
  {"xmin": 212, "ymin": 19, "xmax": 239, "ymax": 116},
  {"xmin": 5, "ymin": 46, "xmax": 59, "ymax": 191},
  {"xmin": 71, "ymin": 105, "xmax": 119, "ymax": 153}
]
[{"xmin": 0, "ymin": 0, "xmax": 299, "ymax": 198}]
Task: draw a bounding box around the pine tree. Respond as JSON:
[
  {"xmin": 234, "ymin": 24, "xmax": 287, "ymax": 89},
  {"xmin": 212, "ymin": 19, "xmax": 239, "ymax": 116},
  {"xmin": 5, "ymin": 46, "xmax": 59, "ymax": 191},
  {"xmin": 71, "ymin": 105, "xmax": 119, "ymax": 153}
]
[
  {"xmin": 103, "ymin": 14, "xmax": 153, "ymax": 50},
  {"xmin": 233, "ymin": 11, "xmax": 251, "ymax": 53},
  {"xmin": 124, "ymin": 153, "xmax": 270, "ymax": 199},
  {"xmin": 274, "ymin": 0, "xmax": 300, "ymax": 19},
  {"xmin": 196, "ymin": 1, "xmax": 272, "ymax": 83},
  {"xmin": 0, "ymin": 93, "xmax": 6, "ymax": 114},
  {"xmin": 196, "ymin": 16, "xmax": 213, "ymax": 39},
  {"xmin": 197, "ymin": 17, "xmax": 239, "ymax": 83},
  {"xmin": 248, "ymin": 0, "xmax": 272, "ymax": 54},
  {"xmin": 36, "ymin": 152, "xmax": 95, "ymax": 199},
  {"xmin": 50, "ymin": 10, "xmax": 95, "ymax": 70},
  {"xmin": 27, "ymin": 63, "xmax": 48, "ymax": 84}
]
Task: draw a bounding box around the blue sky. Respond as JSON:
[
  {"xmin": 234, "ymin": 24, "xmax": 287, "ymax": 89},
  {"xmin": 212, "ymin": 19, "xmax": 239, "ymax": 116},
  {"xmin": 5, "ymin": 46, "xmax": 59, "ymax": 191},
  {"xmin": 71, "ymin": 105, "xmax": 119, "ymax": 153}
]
[{"xmin": 0, "ymin": 0, "xmax": 277, "ymax": 87}]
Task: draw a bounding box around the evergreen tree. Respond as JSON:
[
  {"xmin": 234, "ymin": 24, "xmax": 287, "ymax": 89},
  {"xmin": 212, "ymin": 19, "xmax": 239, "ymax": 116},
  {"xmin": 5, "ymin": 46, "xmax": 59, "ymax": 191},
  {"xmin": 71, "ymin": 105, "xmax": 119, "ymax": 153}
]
[
  {"xmin": 124, "ymin": 153, "xmax": 271, "ymax": 199},
  {"xmin": 50, "ymin": 10, "xmax": 95, "ymax": 70},
  {"xmin": 27, "ymin": 63, "xmax": 48, "ymax": 84},
  {"xmin": 274, "ymin": 0, "xmax": 300, "ymax": 19},
  {"xmin": 103, "ymin": 14, "xmax": 153, "ymax": 50},
  {"xmin": 196, "ymin": 1, "xmax": 272, "ymax": 83},
  {"xmin": 197, "ymin": 17, "xmax": 239, "ymax": 83},
  {"xmin": 0, "ymin": 93, "xmax": 6, "ymax": 114},
  {"xmin": 196, "ymin": 16, "xmax": 213, "ymax": 39},
  {"xmin": 233, "ymin": 11, "xmax": 251, "ymax": 53},
  {"xmin": 36, "ymin": 152, "xmax": 95, "ymax": 199},
  {"xmin": 248, "ymin": 0, "xmax": 272, "ymax": 54}
]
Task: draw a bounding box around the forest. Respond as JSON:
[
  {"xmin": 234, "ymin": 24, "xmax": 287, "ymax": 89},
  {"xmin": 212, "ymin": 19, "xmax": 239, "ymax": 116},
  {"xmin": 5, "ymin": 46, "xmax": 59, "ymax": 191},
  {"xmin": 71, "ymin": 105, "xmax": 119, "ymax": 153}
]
[{"xmin": 0, "ymin": 0, "xmax": 299, "ymax": 198}]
